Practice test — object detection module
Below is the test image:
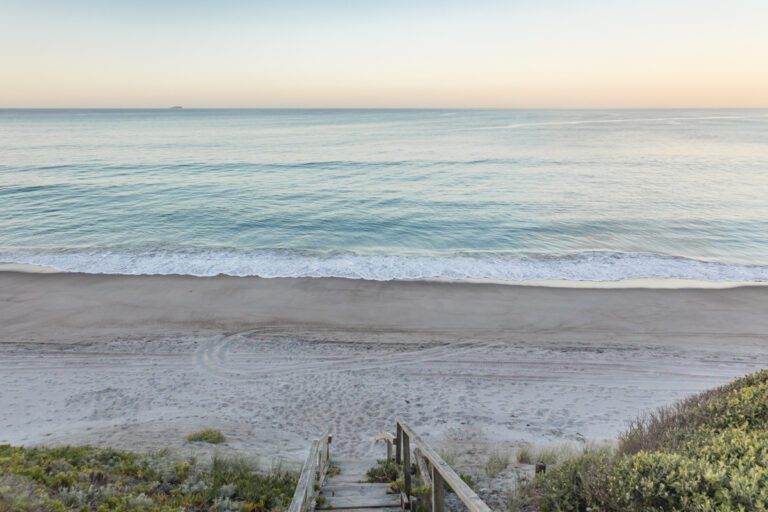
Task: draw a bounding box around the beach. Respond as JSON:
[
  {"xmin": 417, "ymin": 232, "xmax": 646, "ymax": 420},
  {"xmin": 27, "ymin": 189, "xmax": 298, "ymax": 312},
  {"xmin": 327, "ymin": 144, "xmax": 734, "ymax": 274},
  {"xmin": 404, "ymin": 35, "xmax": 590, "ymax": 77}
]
[{"xmin": 2, "ymin": 270, "xmax": 767, "ymax": 463}]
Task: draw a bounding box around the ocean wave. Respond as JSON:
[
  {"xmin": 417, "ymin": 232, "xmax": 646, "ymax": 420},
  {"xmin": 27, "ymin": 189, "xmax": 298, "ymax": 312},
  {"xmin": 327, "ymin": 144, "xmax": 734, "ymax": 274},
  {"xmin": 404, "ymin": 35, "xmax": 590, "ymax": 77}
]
[{"xmin": 2, "ymin": 250, "xmax": 768, "ymax": 283}]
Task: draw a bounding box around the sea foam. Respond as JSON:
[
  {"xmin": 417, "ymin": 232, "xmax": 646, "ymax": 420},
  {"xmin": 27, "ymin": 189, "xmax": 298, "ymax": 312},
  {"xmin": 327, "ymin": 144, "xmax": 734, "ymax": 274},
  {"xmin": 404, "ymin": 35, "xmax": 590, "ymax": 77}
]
[{"xmin": 2, "ymin": 250, "xmax": 767, "ymax": 283}]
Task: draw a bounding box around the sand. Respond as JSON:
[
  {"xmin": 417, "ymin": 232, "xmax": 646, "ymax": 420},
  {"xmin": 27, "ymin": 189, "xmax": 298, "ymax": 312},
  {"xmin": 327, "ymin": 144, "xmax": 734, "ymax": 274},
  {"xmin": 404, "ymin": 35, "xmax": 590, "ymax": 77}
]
[{"xmin": 2, "ymin": 271, "xmax": 768, "ymax": 465}]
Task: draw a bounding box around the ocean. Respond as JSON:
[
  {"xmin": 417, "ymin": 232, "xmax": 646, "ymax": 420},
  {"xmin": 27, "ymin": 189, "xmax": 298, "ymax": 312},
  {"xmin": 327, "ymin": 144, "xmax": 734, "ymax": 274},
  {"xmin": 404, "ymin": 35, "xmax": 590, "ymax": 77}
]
[{"xmin": 1, "ymin": 108, "xmax": 767, "ymax": 283}]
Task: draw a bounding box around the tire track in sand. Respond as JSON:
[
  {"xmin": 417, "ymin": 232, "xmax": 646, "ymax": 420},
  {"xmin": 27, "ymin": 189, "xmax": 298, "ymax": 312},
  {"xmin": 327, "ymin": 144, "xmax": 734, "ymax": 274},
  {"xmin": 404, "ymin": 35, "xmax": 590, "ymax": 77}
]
[{"xmin": 194, "ymin": 331, "xmax": 487, "ymax": 381}]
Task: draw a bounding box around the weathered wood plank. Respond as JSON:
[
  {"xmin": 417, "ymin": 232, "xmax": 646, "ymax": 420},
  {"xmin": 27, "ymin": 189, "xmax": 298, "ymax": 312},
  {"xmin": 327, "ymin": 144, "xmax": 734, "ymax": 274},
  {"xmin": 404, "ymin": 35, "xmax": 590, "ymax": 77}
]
[
  {"xmin": 396, "ymin": 424, "xmax": 403, "ymax": 464},
  {"xmin": 376, "ymin": 431, "xmax": 396, "ymax": 461},
  {"xmin": 318, "ymin": 508, "xmax": 400, "ymax": 512},
  {"xmin": 414, "ymin": 448, "xmax": 432, "ymax": 489},
  {"xmin": 402, "ymin": 431, "xmax": 411, "ymax": 497},
  {"xmin": 323, "ymin": 482, "xmax": 391, "ymax": 490},
  {"xmin": 322, "ymin": 483, "xmax": 392, "ymax": 497},
  {"xmin": 431, "ymin": 465, "xmax": 445, "ymax": 512},
  {"xmin": 287, "ymin": 427, "xmax": 332, "ymax": 512},
  {"xmin": 320, "ymin": 496, "xmax": 401, "ymax": 509}
]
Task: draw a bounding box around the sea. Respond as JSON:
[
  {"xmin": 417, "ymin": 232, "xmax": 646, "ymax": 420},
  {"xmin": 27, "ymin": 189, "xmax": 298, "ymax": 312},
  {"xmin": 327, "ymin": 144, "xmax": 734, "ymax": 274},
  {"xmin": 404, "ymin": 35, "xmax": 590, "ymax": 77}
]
[{"xmin": 1, "ymin": 108, "xmax": 767, "ymax": 284}]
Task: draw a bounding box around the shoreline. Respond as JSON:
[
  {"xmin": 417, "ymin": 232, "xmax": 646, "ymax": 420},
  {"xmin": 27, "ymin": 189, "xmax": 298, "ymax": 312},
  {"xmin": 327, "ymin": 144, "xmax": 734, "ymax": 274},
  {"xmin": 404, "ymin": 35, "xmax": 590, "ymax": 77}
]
[{"xmin": 1, "ymin": 262, "xmax": 766, "ymax": 290}]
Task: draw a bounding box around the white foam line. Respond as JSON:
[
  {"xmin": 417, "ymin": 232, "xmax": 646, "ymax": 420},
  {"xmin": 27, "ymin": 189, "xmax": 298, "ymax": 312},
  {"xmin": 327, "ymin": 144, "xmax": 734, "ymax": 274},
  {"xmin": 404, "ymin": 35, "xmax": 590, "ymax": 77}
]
[{"xmin": 2, "ymin": 250, "xmax": 768, "ymax": 285}]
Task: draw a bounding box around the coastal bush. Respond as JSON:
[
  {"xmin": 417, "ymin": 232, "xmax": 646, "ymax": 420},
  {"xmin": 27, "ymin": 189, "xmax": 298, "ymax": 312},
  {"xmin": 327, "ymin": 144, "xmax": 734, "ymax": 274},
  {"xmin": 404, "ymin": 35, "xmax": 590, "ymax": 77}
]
[
  {"xmin": 510, "ymin": 369, "xmax": 768, "ymax": 512},
  {"xmin": 186, "ymin": 429, "xmax": 227, "ymax": 444},
  {"xmin": 365, "ymin": 459, "xmax": 400, "ymax": 483},
  {"xmin": 0, "ymin": 444, "xmax": 297, "ymax": 511}
]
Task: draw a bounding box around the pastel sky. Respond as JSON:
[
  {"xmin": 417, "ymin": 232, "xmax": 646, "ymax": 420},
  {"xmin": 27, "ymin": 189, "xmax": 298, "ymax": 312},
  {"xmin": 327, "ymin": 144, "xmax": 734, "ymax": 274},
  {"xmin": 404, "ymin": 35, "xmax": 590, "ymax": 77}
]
[{"xmin": 2, "ymin": 0, "xmax": 767, "ymax": 108}]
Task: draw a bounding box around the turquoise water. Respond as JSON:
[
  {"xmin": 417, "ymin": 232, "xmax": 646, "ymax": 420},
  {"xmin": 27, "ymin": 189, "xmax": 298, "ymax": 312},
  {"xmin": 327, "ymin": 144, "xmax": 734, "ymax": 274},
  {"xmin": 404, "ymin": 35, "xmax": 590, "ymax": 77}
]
[{"xmin": 1, "ymin": 108, "xmax": 767, "ymax": 282}]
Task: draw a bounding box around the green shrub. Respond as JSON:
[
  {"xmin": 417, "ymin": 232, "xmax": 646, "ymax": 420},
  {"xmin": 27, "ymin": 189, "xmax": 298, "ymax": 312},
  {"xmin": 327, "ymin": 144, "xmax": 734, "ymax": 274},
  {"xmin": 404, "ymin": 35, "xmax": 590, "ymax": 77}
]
[
  {"xmin": 366, "ymin": 459, "xmax": 400, "ymax": 483},
  {"xmin": 389, "ymin": 478, "xmax": 404, "ymax": 493},
  {"xmin": 513, "ymin": 369, "xmax": 768, "ymax": 512},
  {"xmin": 533, "ymin": 445, "xmax": 615, "ymax": 512},
  {"xmin": 0, "ymin": 444, "xmax": 297, "ymax": 511},
  {"xmin": 619, "ymin": 370, "xmax": 768, "ymax": 454},
  {"xmin": 185, "ymin": 428, "xmax": 226, "ymax": 444}
]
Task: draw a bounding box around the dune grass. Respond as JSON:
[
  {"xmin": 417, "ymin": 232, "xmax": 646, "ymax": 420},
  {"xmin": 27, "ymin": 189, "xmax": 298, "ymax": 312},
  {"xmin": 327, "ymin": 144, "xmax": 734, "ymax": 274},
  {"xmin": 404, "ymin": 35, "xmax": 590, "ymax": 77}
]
[
  {"xmin": 510, "ymin": 369, "xmax": 768, "ymax": 511},
  {"xmin": 515, "ymin": 443, "xmax": 579, "ymax": 468},
  {"xmin": 516, "ymin": 445, "xmax": 533, "ymax": 465},
  {"xmin": 484, "ymin": 450, "xmax": 511, "ymax": 477},
  {"xmin": 0, "ymin": 445, "xmax": 296, "ymax": 511},
  {"xmin": 185, "ymin": 429, "xmax": 226, "ymax": 445}
]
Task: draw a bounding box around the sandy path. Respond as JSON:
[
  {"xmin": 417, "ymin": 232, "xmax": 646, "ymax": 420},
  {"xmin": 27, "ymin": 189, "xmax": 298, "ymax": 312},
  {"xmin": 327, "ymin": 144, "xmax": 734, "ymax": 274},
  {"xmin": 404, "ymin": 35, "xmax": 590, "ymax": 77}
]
[{"xmin": 1, "ymin": 272, "xmax": 768, "ymax": 462}]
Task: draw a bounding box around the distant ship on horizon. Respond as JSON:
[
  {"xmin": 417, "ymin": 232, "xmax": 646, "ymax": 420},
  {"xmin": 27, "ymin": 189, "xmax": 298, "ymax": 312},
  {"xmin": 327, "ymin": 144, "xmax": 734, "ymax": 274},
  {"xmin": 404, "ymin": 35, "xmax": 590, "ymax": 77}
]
[{"xmin": 169, "ymin": 106, "xmax": 183, "ymax": 110}]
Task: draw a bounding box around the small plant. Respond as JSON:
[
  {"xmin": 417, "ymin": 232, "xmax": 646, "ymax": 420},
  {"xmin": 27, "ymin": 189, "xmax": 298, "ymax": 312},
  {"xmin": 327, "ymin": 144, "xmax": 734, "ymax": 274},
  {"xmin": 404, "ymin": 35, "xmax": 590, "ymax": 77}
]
[
  {"xmin": 516, "ymin": 445, "xmax": 532, "ymax": 464},
  {"xmin": 327, "ymin": 465, "xmax": 341, "ymax": 477},
  {"xmin": 459, "ymin": 472, "xmax": 476, "ymax": 489},
  {"xmin": 366, "ymin": 459, "xmax": 400, "ymax": 483},
  {"xmin": 484, "ymin": 450, "xmax": 510, "ymax": 477},
  {"xmin": 186, "ymin": 428, "xmax": 226, "ymax": 444},
  {"xmin": 389, "ymin": 478, "xmax": 404, "ymax": 493},
  {"xmin": 437, "ymin": 447, "xmax": 459, "ymax": 467},
  {"xmin": 315, "ymin": 495, "xmax": 327, "ymax": 507},
  {"xmin": 507, "ymin": 473, "xmax": 535, "ymax": 512},
  {"xmin": 533, "ymin": 444, "xmax": 577, "ymax": 466}
]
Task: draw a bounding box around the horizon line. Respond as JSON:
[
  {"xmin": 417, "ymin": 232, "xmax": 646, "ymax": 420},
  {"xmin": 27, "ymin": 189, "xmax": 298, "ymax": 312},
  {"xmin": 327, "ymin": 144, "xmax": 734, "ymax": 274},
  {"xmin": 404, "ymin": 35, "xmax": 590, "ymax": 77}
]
[{"xmin": 2, "ymin": 106, "xmax": 768, "ymax": 111}]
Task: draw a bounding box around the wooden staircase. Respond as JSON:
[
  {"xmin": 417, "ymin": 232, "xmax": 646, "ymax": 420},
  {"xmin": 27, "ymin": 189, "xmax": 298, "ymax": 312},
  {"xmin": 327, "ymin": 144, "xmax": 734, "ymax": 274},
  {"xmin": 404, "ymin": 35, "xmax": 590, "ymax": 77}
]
[
  {"xmin": 287, "ymin": 420, "xmax": 492, "ymax": 512},
  {"xmin": 317, "ymin": 459, "xmax": 400, "ymax": 512}
]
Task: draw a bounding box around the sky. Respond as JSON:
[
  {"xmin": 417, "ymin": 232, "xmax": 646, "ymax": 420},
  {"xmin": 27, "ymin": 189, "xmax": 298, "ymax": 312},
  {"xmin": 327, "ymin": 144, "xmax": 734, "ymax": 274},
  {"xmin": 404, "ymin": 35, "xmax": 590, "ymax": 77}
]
[{"xmin": 1, "ymin": 0, "xmax": 767, "ymax": 108}]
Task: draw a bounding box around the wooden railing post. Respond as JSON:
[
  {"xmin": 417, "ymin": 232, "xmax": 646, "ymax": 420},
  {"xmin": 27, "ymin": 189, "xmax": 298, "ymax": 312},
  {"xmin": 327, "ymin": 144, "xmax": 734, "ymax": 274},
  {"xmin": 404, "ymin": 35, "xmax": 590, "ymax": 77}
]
[
  {"xmin": 431, "ymin": 464, "xmax": 445, "ymax": 512},
  {"xmin": 403, "ymin": 430, "xmax": 412, "ymax": 499},
  {"xmin": 396, "ymin": 423, "xmax": 403, "ymax": 464},
  {"xmin": 395, "ymin": 421, "xmax": 492, "ymax": 512}
]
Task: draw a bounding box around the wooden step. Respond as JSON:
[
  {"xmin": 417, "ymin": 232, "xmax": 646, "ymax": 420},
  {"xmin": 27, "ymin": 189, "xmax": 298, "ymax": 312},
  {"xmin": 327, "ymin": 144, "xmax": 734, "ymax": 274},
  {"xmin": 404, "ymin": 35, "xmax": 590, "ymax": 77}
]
[
  {"xmin": 322, "ymin": 483, "xmax": 392, "ymax": 497},
  {"xmin": 317, "ymin": 458, "xmax": 400, "ymax": 511},
  {"xmin": 318, "ymin": 509, "xmax": 401, "ymax": 512},
  {"xmin": 319, "ymin": 484, "xmax": 400, "ymax": 509},
  {"xmin": 317, "ymin": 498, "xmax": 401, "ymax": 510}
]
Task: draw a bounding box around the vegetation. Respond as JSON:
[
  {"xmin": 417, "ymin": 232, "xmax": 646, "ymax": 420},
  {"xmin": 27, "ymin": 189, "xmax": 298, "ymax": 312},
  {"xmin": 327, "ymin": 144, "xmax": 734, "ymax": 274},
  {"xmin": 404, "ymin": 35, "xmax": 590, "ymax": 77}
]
[
  {"xmin": 0, "ymin": 444, "xmax": 297, "ymax": 511},
  {"xmin": 484, "ymin": 451, "xmax": 511, "ymax": 478},
  {"xmin": 459, "ymin": 472, "xmax": 476, "ymax": 490},
  {"xmin": 389, "ymin": 478, "xmax": 404, "ymax": 493},
  {"xmin": 186, "ymin": 429, "xmax": 226, "ymax": 445},
  {"xmin": 437, "ymin": 448, "xmax": 458, "ymax": 468},
  {"xmin": 537, "ymin": 445, "xmax": 580, "ymax": 467},
  {"xmin": 365, "ymin": 459, "xmax": 400, "ymax": 483},
  {"xmin": 511, "ymin": 369, "xmax": 768, "ymax": 511},
  {"xmin": 516, "ymin": 445, "xmax": 533, "ymax": 465}
]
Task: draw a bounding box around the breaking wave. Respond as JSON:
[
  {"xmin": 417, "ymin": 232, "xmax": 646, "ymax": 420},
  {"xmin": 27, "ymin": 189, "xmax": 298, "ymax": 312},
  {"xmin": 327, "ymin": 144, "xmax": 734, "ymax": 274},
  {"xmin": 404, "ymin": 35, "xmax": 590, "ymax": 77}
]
[{"xmin": 2, "ymin": 249, "xmax": 768, "ymax": 283}]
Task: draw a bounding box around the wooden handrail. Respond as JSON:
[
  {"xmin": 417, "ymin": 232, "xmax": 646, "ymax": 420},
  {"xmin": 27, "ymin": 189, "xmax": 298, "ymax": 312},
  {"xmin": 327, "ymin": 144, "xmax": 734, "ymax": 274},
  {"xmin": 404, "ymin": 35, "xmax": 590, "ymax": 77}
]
[
  {"xmin": 287, "ymin": 427, "xmax": 332, "ymax": 512},
  {"xmin": 391, "ymin": 419, "xmax": 492, "ymax": 512}
]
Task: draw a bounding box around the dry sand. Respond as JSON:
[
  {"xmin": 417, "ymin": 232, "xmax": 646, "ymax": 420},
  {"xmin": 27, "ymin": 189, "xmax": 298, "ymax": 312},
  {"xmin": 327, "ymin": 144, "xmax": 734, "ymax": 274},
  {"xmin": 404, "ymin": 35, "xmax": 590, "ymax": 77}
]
[{"xmin": 1, "ymin": 271, "xmax": 768, "ymax": 465}]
